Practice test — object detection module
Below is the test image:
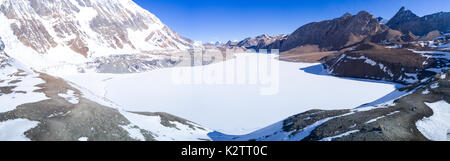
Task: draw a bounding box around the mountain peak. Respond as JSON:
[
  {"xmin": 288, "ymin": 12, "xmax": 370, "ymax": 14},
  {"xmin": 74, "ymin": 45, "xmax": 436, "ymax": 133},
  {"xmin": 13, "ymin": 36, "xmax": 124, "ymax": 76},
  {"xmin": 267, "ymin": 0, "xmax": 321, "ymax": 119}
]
[
  {"xmin": 356, "ymin": 11, "xmax": 371, "ymax": 16},
  {"xmin": 276, "ymin": 10, "xmax": 386, "ymax": 52},
  {"xmin": 0, "ymin": 0, "xmax": 194, "ymax": 69},
  {"xmin": 398, "ymin": 7, "xmax": 416, "ymax": 15},
  {"xmin": 386, "ymin": 7, "xmax": 449, "ymax": 36},
  {"xmin": 386, "ymin": 7, "xmax": 419, "ymax": 30},
  {"xmin": 341, "ymin": 12, "xmax": 352, "ymax": 18},
  {"xmin": 399, "ymin": 6, "xmax": 407, "ymax": 11}
]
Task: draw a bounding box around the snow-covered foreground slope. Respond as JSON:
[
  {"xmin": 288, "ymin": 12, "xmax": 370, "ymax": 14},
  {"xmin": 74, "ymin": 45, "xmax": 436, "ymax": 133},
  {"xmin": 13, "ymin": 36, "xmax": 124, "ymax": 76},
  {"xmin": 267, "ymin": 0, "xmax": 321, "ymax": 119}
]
[
  {"xmin": 416, "ymin": 100, "xmax": 450, "ymax": 141},
  {"xmin": 0, "ymin": 51, "xmax": 211, "ymax": 141},
  {"xmin": 54, "ymin": 53, "xmax": 400, "ymax": 134},
  {"xmin": 0, "ymin": 119, "xmax": 39, "ymax": 141},
  {"xmin": 0, "ymin": 53, "xmax": 49, "ymax": 113},
  {"xmin": 209, "ymin": 111, "xmax": 356, "ymax": 141}
]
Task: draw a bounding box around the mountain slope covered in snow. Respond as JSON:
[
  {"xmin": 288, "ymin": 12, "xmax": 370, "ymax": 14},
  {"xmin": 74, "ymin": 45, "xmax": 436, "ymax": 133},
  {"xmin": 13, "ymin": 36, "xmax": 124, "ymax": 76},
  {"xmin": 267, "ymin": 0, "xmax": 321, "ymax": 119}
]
[{"xmin": 0, "ymin": 0, "xmax": 195, "ymax": 70}]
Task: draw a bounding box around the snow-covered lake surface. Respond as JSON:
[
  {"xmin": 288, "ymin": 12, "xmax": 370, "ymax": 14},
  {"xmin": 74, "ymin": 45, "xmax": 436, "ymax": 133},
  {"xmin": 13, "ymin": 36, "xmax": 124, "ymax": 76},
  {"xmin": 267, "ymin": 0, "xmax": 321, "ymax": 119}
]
[{"xmin": 54, "ymin": 53, "xmax": 401, "ymax": 134}]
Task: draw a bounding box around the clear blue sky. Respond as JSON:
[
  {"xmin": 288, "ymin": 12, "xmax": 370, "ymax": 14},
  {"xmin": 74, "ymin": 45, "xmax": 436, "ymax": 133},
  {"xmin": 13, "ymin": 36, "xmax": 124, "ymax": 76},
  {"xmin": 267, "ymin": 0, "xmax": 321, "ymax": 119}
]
[{"xmin": 133, "ymin": 0, "xmax": 449, "ymax": 43}]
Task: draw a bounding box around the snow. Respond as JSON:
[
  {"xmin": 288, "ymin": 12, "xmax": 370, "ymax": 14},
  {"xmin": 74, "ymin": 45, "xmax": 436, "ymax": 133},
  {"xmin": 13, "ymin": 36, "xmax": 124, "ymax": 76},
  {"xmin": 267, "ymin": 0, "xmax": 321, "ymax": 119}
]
[
  {"xmin": 430, "ymin": 82, "xmax": 439, "ymax": 89},
  {"xmin": 385, "ymin": 45, "xmax": 402, "ymax": 49},
  {"xmin": 346, "ymin": 55, "xmax": 377, "ymax": 66},
  {"xmin": 0, "ymin": 65, "xmax": 49, "ymax": 113},
  {"xmin": 366, "ymin": 116, "xmax": 386, "ymax": 124},
  {"xmin": 416, "ymin": 100, "xmax": 450, "ymax": 141},
  {"xmin": 58, "ymin": 90, "xmax": 79, "ymax": 104},
  {"xmin": 0, "ymin": 119, "xmax": 39, "ymax": 141},
  {"xmin": 387, "ymin": 111, "xmax": 400, "ymax": 116},
  {"xmin": 209, "ymin": 112, "xmax": 355, "ymax": 141},
  {"xmin": 356, "ymin": 87, "xmax": 410, "ymax": 110},
  {"xmin": 422, "ymin": 89, "xmax": 430, "ymax": 95},
  {"xmin": 0, "ymin": 0, "xmax": 193, "ymax": 72},
  {"xmin": 78, "ymin": 137, "xmax": 88, "ymax": 141},
  {"xmin": 375, "ymin": 63, "xmax": 396, "ymax": 78},
  {"xmin": 289, "ymin": 112, "xmax": 355, "ymax": 141},
  {"xmin": 54, "ymin": 53, "xmax": 400, "ymax": 134},
  {"xmin": 120, "ymin": 124, "xmax": 146, "ymax": 141},
  {"xmin": 120, "ymin": 111, "xmax": 211, "ymax": 141},
  {"xmin": 411, "ymin": 50, "xmax": 450, "ymax": 60},
  {"xmin": 320, "ymin": 130, "xmax": 360, "ymax": 141},
  {"xmin": 437, "ymin": 43, "xmax": 450, "ymax": 50},
  {"xmin": 366, "ymin": 111, "xmax": 400, "ymax": 124},
  {"xmin": 364, "ymin": 58, "xmax": 377, "ymax": 66},
  {"xmin": 209, "ymin": 121, "xmax": 285, "ymax": 141}
]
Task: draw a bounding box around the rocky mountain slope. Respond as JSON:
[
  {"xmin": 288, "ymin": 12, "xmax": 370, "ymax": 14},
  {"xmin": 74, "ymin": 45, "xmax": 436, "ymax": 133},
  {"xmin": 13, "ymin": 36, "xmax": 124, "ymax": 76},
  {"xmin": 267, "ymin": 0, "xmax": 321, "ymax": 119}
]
[
  {"xmin": 323, "ymin": 12, "xmax": 450, "ymax": 85},
  {"xmin": 322, "ymin": 40, "xmax": 444, "ymax": 84},
  {"xmin": 278, "ymin": 11, "xmax": 388, "ymax": 52},
  {"xmin": 225, "ymin": 7, "xmax": 448, "ymax": 60},
  {"xmin": 0, "ymin": 0, "xmax": 196, "ymax": 70},
  {"xmin": 224, "ymin": 11, "xmax": 389, "ymax": 53},
  {"xmin": 226, "ymin": 34, "xmax": 287, "ymax": 50},
  {"xmin": 367, "ymin": 29, "xmax": 418, "ymax": 45},
  {"xmin": 223, "ymin": 11, "xmax": 394, "ymax": 62},
  {"xmin": 386, "ymin": 7, "xmax": 450, "ymax": 36}
]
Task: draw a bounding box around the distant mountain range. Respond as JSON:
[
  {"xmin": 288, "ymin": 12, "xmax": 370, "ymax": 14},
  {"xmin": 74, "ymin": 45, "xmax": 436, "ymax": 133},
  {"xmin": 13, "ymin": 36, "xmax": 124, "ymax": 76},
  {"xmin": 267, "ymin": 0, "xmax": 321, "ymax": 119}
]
[{"xmin": 225, "ymin": 7, "xmax": 449, "ymax": 52}]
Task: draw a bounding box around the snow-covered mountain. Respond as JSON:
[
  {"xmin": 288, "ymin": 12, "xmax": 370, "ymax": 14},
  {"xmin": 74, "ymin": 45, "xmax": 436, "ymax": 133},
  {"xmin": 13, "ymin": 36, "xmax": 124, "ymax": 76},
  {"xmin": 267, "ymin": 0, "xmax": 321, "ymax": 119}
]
[
  {"xmin": 224, "ymin": 34, "xmax": 287, "ymax": 50},
  {"xmin": 0, "ymin": 0, "xmax": 196, "ymax": 70},
  {"xmin": 0, "ymin": 0, "xmax": 214, "ymax": 141}
]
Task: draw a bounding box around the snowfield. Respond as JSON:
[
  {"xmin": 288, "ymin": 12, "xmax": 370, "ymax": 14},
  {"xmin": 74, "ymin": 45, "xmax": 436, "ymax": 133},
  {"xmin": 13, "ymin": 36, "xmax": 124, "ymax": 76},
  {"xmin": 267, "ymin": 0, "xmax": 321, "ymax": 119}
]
[
  {"xmin": 209, "ymin": 111, "xmax": 356, "ymax": 141},
  {"xmin": 0, "ymin": 56, "xmax": 49, "ymax": 113},
  {"xmin": 58, "ymin": 90, "xmax": 79, "ymax": 104},
  {"xmin": 416, "ymin": 100, "xmax": 450, "ymax": 141},
  {"xmin": 54, "ymin": 53, "xmax": 401, "ymax": 134},
  {"xmin": 120, "ymin": 111, "xmax": 211, "ymax": 141},
  {"xmin": 0, "ymin": 119, "xmax": 39, "ymax": 141}
]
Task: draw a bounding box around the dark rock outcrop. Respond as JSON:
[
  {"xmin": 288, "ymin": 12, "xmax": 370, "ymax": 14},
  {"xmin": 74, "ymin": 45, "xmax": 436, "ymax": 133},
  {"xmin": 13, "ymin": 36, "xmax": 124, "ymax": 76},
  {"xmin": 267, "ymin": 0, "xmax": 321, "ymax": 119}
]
[{"xmin": 0, "ymin": 36, "xmax": 4, "ymax": 52}]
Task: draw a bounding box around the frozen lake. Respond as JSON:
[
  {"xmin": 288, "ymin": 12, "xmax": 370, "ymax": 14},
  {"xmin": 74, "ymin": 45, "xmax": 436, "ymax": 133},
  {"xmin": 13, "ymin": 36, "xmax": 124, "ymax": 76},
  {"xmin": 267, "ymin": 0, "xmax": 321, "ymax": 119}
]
[{"xmin": 58, "ymin": 53, "xmax": 401, "ymax": 134}]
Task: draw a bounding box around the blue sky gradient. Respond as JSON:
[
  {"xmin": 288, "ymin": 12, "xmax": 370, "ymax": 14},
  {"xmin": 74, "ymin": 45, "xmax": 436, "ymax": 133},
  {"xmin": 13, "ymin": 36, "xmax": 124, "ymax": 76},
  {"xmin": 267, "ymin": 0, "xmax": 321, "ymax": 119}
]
[{"xmin": 134, "ymin": 0, "xmax": 450, "ymax": 42}]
